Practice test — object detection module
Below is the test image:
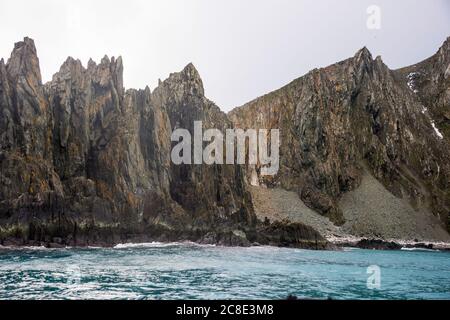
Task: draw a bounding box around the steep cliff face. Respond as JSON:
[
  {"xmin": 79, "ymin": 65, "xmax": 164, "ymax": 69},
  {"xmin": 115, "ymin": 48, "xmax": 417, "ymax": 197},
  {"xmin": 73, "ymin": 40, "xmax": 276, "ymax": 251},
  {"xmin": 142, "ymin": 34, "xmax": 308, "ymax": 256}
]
[
  {"xmin": 1, "ymin": 36, "xmax": 448, "ymax": 246},
  {"xmin": 0, "ymin": 37, "xmax": 325, "ymax": 248},
  {"xmin": 0, "ymin": 38, "xmax": 247, "ymax": 245},
  {"xmin": 44, "ymin": 53, "xmax": 182, "ymax": 232},
  {"xmin": 151, "ymin": 64, "xmax": 255, "ymax": 229},
  {"xmin": 0, "ymin": 38, "xmax": 58, "ymax": 228},
  {"xmin": 229, "ymin": 40, "xmax": 450, "ymax": 236},
  {"xmin": 394, "ymin": 37, "xmax": 450, "ymax": 141}
]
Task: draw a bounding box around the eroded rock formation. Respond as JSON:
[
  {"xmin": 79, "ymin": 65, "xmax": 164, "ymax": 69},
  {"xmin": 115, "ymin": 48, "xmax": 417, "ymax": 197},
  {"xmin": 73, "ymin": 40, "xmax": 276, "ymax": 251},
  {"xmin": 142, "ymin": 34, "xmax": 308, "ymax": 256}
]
[
  {"xmin": 0, "ymin": 37, "xmax": 326, "ymax": 248},
  {"xmin": 0, "ymin": 36, "xmax": 449, "ymax": 247}
]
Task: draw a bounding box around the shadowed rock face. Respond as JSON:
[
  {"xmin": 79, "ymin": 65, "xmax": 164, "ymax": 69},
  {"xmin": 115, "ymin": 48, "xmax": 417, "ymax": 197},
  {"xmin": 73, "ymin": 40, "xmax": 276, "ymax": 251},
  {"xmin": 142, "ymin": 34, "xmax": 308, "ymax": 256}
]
[
  {"xmin": 0, "ymin": 37, "xmax": 323, "ymax": 248},
  {"xmin": 229, "ymin": 39, "xmax": 450, "ymax": 232},
  {"xmin": 0, "ymin": 38, "xmax": 238, "ymax": 245},
  {"xmin": 151, "ymin": 64, "xmax": 255, "ymax": 229}
]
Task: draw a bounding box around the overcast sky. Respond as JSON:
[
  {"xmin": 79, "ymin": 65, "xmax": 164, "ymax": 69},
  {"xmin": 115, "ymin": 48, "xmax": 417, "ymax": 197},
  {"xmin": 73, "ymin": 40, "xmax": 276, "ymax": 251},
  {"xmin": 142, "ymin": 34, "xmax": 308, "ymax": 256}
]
[{"xmin": 0, "ymin": 0, "xmax": 449, "ymax": 111}]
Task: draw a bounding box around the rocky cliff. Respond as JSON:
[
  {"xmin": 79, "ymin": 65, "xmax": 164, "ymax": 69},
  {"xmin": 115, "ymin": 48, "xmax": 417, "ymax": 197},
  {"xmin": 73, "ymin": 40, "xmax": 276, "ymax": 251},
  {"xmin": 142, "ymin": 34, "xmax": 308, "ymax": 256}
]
[
  {"xmin": 229, "ymin": 38, "xmax": 450, "ymax": 240},
  {"xmin": 1, "ymin": 36, "xmax": 449, "ymax": 248},
  {"xmin": 0, "ymin": 37, "xmax": 326, "ymax": 248}
]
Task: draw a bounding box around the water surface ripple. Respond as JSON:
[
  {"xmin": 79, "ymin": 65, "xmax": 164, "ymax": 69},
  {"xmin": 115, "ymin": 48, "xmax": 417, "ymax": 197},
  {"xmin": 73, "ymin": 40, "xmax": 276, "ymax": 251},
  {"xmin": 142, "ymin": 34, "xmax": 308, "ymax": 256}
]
[{"xmin": 0, "ymin": 243, "xmax": 449, "ymax": 300}]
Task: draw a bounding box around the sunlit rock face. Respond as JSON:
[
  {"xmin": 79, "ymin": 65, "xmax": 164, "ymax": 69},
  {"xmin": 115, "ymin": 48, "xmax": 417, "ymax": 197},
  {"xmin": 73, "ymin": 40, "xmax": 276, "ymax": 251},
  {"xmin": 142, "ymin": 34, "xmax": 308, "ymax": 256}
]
[{"xmin": 229, "ymin": 40, "xmax": 450, "ymax": 230}]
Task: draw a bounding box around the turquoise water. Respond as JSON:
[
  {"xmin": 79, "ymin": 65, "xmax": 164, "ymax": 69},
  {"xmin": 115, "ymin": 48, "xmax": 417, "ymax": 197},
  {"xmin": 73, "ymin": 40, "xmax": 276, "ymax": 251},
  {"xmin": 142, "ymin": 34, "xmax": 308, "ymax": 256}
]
[{"xmin": 0, "ymin": 243, "xmax": 449, "ymax": 300}]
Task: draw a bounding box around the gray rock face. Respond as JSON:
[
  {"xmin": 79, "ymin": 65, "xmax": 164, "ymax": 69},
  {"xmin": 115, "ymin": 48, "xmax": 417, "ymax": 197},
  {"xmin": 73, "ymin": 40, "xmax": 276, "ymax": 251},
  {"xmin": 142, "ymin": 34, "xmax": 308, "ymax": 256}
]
[
  {"xmin": 1, "ymin": 36, "xmax": 448, "ymax": 247},
  {"xmin": 0, "ymin": 38, "xmax": 322, "ymax": 248},
  {"xmin": 0, "ymin": 37, "xmax": 51, "ymax": 157},
  {"xmin": 395, "ymin": 37, "xmax": 450, "ymax": 140},
  {"xmin": 229, "ymin": 40, "xmax": 450, "ymax": 233},
  {"xmin": 151, "ymin": 64, "xmax": 255, "ymax": 229}
]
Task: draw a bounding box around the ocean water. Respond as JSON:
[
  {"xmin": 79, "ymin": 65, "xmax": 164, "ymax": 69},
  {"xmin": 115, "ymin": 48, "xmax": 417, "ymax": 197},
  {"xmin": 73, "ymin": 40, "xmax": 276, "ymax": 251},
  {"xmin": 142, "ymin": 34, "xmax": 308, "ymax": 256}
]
[{"xmin": 0, "ymin": 243, "xmax": 449, "ymax": 300}]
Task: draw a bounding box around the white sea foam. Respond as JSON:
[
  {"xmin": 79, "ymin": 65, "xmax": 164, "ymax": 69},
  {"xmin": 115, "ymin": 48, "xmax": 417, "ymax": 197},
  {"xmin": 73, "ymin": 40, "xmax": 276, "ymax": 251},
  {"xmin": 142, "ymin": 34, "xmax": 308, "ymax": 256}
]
[
  {"xmin": 0, "ymin": 245, "xmax": 49, "ymax": 251},
  {"xmin": 113, "ymin": 241, "xmax": 216, "ymax": 249},
  {"xmin": 431, "ymin": 121, "xmax": 444, "ymax": 139},
  {"xmin": 325, "ymin": 235, "xmax": 362, "ymax": 244},
  {"xmin": 400, "ymin": 247, "xmax": 437, "ymax": 252},
  {"xmin": 391, "ymin": 239, "xmax": 450, "ymax": 251}
]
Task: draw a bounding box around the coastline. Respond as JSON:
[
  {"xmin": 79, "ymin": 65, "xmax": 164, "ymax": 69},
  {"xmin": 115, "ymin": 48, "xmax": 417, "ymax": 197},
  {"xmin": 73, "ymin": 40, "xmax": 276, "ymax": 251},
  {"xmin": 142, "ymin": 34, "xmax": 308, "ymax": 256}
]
[
  {"xmin": 327, "ymin": 235, "xmax": 450, "ymax": 251},
  {"xmin": 1, "ymin": 236, "xmax": 449, "ymax": 252},
  {"xmin": 0, "ymin": 216, "xmax": 332, "ymax": 251}
]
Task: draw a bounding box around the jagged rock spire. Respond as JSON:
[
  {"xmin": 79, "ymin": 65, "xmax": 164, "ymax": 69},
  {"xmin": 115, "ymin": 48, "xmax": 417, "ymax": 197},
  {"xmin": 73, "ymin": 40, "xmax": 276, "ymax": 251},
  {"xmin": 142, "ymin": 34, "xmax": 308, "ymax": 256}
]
[
  {"xmin": 353, "ymin": 46, "xmax": 374, "ymax": 66},
  {"xmin": 155, "ymin": 62, "xmax": 204, "ymax": 98},
  {"xmin": 6, "ymin": 37, "xmax": 42, "ymax": 86}
]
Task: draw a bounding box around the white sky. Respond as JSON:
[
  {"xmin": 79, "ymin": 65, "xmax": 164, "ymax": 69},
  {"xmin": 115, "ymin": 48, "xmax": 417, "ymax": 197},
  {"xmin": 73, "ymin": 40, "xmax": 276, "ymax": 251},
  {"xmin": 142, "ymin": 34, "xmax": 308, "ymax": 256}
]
[{"xmin": 0, "ymin": 0, "xmax": 449, "ymax": 111}]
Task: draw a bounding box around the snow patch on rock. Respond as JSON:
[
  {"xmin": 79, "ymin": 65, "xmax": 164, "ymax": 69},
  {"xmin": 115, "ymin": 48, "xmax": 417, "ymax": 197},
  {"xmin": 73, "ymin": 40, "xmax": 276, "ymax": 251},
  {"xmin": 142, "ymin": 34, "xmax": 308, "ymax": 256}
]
[
  {"xmin": 406, "ymin": 72, "xmax": 419, "ymax": 93},
  {"xmin": 431, "ymin": 121, "xmax": 444, "ymax": 139}
]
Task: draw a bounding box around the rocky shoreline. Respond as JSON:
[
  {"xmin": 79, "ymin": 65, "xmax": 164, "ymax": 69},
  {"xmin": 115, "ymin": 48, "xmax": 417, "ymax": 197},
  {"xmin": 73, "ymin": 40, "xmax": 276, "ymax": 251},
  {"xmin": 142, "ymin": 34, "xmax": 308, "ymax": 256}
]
[
  {"xmin": 2, "ymin": 226, "xmax": 448, "ymax": 252},
  {"xmin": 328, "ymin": 236, "xmax": 450, "ymax": 251},
  {"xmin": 0, "ymin": 219, "xmax": 331, "ymax": 250}
]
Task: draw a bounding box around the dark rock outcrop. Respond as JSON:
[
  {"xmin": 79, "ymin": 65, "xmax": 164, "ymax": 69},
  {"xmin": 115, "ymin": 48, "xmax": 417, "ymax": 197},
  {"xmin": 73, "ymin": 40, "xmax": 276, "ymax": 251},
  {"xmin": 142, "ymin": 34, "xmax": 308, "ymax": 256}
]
[
  {"xmin": 355, "ymin": 239, "xmax": 402, "ymax": 250},
  {"xmin": 254, "ymin": 220, "xmax": 329, "ymax": 249}
]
